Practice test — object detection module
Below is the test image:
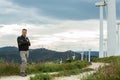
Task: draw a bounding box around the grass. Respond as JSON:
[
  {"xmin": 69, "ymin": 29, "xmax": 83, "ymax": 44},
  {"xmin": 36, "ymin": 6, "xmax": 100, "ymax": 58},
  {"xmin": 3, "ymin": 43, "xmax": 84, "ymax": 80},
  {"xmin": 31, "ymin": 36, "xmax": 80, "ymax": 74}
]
[
  {"xmin": 0, "ymin": 60, "xmax": 91, "ymax": 77},
  {"xmin": 29, "ymin": 60, "xmax": 92, "ymax": 80},
  {"xmin": 53, "ymin": 68, "xmax": 93, "ymax": 77},
  {"xmin": 27, "ymin": 60, "xmax": 91, "ymax": 74},
  {"xmin": 30, "ymin": 68, "xmax": 93, "ymax": 80},
  {"xmin": 93, "ymin": 56, "xmax": 119, "ymax": 63},
  {"xmin": 83, "ymin": 56, "xmax": 120, "ymax": 80},
  {"xmin": 0, "ymin": 59, "xmax": 93, "ymax": 80},
  {"xmin": 0, "ymin": 63, "xmax": 20, "ymax": 76}
]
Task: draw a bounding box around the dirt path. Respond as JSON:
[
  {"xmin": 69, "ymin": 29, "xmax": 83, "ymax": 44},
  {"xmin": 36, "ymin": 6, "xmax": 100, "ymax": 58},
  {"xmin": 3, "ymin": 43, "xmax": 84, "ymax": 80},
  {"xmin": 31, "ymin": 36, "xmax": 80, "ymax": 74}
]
[
  {"xmin": 0, "ymin": 74, "xmax": 35, "ymax": 80},
  {"xmin": 54, "ymin": 71, "xmax": 95, "ymax": 80},
  {"xmin": 53, "ymin": 63, "xmax": 108, "ymax": 80},
  {"xmin": 0, "ymin": 63, "xmax": 107, "ymax": 80}
]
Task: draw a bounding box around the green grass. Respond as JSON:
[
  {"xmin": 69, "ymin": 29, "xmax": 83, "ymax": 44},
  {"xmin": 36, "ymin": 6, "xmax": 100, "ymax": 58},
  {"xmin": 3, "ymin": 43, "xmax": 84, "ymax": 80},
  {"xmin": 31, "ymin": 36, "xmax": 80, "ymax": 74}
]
[
  {"xmin": 29, "ymin": 60, "xmax": 92, "ymax": 80},
  {"xmin": 83, "ymin": 56, "xmax": 120, "ymax": 80},
  {"xmin": 27, "ymin": 61, "xmax": 91, "ymax": 74},
  {"xmin": 93, "ymin": 56, "xmax": 120, "ymax": 63},
  {"xmin": 30, "ymin": 68, "xmax": 93, "ymax": 80},
  {"xmin": 0, "ymin": 60, "xmax": 92, "ymax": 80},
  {"xmin": 0, "ymin": 60, "xmax": 91, "ymax": 77},
  {"xmin": 0, "ymin": 63, "xmax": 20, "ymax": 76},
  {"xmin": 53, "ymin": 68, "xmax": 93, "ymax": 77}
]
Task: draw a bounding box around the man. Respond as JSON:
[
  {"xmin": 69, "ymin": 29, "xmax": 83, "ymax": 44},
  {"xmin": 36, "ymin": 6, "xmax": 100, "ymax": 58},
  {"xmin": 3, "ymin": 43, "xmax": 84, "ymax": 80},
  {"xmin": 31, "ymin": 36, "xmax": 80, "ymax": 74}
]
[{"xmin": 17, "ymin": 29, "xmax": 31, "ymax": 77}]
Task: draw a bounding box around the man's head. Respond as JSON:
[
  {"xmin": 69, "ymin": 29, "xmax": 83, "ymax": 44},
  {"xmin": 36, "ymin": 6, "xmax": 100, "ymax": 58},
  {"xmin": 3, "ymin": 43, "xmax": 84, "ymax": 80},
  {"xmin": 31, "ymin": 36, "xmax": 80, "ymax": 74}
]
[{"xmin": 22, "ymin": 29, "xmax": 27, "ymax": 36}]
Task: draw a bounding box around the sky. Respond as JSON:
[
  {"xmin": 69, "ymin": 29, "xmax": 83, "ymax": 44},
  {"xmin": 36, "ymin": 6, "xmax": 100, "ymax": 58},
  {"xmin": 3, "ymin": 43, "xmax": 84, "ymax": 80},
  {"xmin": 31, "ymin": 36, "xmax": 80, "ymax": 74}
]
[{"xmin": 0, "ymin": 0, "xmax": 120, "ymax": 51}]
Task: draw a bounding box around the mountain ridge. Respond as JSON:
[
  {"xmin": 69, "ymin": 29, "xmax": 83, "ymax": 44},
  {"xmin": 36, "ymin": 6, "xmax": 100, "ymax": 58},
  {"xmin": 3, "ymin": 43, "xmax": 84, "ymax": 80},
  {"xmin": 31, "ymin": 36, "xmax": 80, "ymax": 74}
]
[{"xmin": 0, "ymin": 46, "xmax": 99, "ymax": 63}]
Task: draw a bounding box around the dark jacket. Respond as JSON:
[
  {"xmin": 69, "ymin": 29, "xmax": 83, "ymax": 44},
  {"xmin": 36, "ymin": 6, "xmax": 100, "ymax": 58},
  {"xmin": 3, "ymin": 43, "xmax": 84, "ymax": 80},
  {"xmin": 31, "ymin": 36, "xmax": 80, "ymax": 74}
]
[{"xmin": 17, "ymin": 35, "xmax": 31, "ymax": 51}]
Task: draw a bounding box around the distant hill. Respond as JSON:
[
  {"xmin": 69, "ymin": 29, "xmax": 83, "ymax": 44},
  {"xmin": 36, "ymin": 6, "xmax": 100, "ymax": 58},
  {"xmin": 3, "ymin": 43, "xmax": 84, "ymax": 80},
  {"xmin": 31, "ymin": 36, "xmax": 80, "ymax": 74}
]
[
  {"xmin": 76, "ymin": 51, "xmax": 99, "ymax": 57},
  {"xmin": 0, "ymin": 46, "xmax": 99, "ymax": 63}
]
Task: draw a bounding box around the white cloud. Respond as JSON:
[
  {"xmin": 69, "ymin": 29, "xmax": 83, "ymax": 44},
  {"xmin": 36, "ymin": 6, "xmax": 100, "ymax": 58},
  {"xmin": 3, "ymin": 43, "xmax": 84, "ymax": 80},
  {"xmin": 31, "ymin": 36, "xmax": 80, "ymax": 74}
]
[
  {"xmin": 0, "ymin": 0, "xmax": 60, "ymax": 24},
  {"xmin": 54, "ymin": 30, "xmax": 99, "ymax": 39},
  {"xmin": 0, "ymin": 0, "xmax": 109, "ymax": 51},
  {"xmin": 0, "ymin": 20, "xmax": 107, "ymax": 51}
]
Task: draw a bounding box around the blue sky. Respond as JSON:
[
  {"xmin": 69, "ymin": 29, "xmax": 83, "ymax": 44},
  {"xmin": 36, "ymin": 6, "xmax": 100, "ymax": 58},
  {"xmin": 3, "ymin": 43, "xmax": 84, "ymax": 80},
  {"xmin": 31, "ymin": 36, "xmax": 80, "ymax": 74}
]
[
  {"xmin": 0, "ymin": 0, "xmax": 120, "ymax": 51},
  {"xmin": 3, "ymin": 0, "xmax": 120, "ymax": 22},
  {"xmin": 11, "ymin": 0, "xmax": 100, "ymax": 20}
]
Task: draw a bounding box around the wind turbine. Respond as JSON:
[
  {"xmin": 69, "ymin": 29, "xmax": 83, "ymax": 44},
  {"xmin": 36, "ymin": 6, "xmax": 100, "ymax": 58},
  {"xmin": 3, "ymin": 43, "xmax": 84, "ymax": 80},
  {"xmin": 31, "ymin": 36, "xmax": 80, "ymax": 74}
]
[
  {"xmin": 117, "ymin": 22, "xmax": 120, "ymax": 55},
  {"xmin": 95, "ymin": 0, "xmax": 107, "ymax": 58},
  {"xmin": 95, "ymin": 0, "xmax": 117, "ymax": 57},
  {"xmin": 88, "ymin": 49, "xmax": 91, "ymax": 62},
  {"xmin": 81, "ymin": 51, "xmax": 84, "ymax": 61},
  {"xmin": 107, "ymin": 0, "xmax": 117, "ymax": 56}
]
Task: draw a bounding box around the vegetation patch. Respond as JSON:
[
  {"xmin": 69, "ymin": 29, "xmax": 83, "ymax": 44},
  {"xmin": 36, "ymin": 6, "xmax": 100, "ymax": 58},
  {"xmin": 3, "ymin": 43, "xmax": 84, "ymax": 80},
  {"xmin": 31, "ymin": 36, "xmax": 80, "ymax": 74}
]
[
  {"xmin": 83, "ymin": 56, "xmax": 120, "ymax": 80},
  {"xmin": 93, "ymin": 56, "xmax": 119, "ymax": 63},
  {"xmin": 0, "ymin": 60, "xmax": 91, "ymax": 77},
  {"xmin": 30, "ymin": 68, "xmax": 93, "ymax": 80},
  {"xmin": 27, "ymin": 60, "xmax": 91, "ymax": 74},
  {"xmin": 53, "ymin": 68, "xmax": 93, "ymax": 77},
  {"xmin": 0, "ymin": 63, "xmax": 20, "ymax": 76}
]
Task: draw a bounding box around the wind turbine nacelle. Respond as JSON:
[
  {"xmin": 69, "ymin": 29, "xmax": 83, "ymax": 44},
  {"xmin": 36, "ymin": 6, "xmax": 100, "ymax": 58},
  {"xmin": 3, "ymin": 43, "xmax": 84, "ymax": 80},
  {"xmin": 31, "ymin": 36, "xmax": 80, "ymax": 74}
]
[{"xmin": 95, "ymin": 2, "xmax": 106, "ymax": 7}]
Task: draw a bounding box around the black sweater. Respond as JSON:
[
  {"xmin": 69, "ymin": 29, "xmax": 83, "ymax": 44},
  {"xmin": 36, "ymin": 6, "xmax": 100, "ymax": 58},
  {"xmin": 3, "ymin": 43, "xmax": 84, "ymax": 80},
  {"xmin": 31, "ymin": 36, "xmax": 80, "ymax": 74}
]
[{"xmin": 17, "ymin": 35, "xmax": 31, "ymax": 51}]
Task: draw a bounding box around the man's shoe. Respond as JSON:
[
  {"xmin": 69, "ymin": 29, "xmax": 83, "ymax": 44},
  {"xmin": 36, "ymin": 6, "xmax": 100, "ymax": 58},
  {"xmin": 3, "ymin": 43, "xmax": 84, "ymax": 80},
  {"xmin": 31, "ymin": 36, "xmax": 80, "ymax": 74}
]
[{"xmin": 20, "ymin": 72, "xmax": 27, "ymax": 77}]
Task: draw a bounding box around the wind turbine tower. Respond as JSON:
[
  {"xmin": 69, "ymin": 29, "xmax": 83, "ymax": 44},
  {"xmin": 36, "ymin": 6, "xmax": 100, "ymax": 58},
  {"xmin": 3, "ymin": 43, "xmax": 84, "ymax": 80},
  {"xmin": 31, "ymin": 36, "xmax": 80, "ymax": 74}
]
[
  {"xmin": 107, "ymin": 0, "xmax": 117, "ymax": 56},
  {"xmin": 95, "ymin": 1, "xmax": 106, "ymax": 58}
]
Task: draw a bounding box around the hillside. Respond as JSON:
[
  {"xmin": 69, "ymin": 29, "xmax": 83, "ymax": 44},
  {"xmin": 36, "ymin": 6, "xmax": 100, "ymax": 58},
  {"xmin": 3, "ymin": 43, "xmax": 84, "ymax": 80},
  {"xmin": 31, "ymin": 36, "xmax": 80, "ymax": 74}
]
[{"xmin": 0, "ymin": 46, "xmax": 99, "ymax": 63}]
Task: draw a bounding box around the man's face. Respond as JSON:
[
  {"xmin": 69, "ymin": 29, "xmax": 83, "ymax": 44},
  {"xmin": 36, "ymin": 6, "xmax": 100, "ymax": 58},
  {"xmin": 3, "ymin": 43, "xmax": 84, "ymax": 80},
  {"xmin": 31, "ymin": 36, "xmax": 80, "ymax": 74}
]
[{"xmin": 22, "ymin": 30, "xmax": 27, "ymax": 36}]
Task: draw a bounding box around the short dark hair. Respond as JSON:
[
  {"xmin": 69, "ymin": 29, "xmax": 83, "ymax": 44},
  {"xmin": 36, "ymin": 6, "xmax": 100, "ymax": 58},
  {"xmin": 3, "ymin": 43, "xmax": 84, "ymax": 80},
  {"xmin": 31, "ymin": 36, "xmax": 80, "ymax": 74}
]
[{"xmin": 22, "ymin": 29, "xmax": 27, "ymax": 31}]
